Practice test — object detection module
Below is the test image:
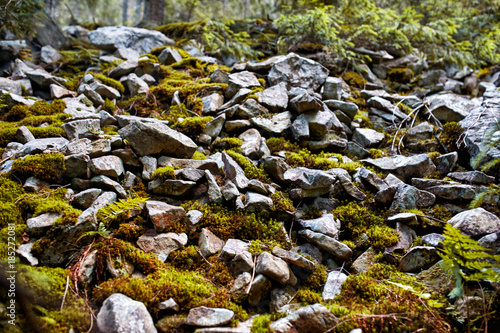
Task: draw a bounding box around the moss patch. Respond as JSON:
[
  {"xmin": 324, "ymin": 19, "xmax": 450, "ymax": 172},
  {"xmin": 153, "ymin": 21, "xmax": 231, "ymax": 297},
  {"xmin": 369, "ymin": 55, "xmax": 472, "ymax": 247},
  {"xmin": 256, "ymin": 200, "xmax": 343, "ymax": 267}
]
[{"xmin": 11, "ymin": 153, "xmax": 65, "ymax": 182}]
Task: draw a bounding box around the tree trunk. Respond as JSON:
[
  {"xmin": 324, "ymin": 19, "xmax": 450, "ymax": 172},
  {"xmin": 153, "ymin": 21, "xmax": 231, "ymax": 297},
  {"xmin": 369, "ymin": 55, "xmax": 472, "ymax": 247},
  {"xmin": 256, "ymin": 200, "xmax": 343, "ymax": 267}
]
[
  {"xmin": 143, "ymin": 0, "xmax": 165, "ymax": 26},
  {"xmin": 44, "ymin": 0, "xmax": 57, "ymax": 19},
  {"xmin": 135, "ymin": 0, "xmax": 143, "ymax": 25},
  {"xmin": 122, "ymin": 0, "xmax": 128, "ymax": 25}
]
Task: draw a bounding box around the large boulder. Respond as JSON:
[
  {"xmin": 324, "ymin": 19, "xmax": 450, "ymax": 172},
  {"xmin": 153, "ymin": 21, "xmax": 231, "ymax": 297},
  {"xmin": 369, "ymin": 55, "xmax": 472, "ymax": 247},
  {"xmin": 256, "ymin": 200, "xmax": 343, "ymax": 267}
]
[
  {"xmin": 268, "ymin": 53, "xmax": 329, "ymax": 91},
  {"xmin": 118, "ymin": 120, "xmax": 197, "ymax": 158},
  {"xmin": 447, "ymin": 208, "xmax": 500, "ymax": 237},
  {"xmin": 88, "ymin": 26, "xmax": 174, "ymax": 54},
  {"xmin": 97, "ymin": 293, "xmax": 157, "ymax": 333}
]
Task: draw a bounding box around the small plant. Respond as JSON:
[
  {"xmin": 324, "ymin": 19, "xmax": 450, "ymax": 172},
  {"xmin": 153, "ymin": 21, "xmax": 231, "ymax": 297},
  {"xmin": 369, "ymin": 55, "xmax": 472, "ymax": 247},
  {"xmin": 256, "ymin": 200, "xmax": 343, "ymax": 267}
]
[{"xmin": 96, "ymin": 197, "xmax": 148, "ymax": 227}]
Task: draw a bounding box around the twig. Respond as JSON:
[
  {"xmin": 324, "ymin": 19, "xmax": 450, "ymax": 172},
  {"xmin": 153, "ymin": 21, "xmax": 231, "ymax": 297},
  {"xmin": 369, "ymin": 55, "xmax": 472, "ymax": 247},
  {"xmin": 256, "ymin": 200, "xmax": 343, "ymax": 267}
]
[
  {"xmin": 244, "ymin": 256, "xmax": 258, "ymax": 294},
  {"xmin": 196, "ymin": 247, "xmax": 212, "ymax": 266},
  {"xmin": 60, "ymin": 276, "xmax": 70, "ymax": 311}
]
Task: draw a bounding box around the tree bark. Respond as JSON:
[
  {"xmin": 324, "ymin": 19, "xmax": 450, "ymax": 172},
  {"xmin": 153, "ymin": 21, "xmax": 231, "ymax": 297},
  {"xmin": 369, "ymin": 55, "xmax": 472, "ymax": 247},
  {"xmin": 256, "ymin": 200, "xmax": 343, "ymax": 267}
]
[
  {"xmin": 143, "ymin": 0, "xmax": 165, "ymax": 26},
  {"xmin": 44, "ymin": 0, "xmax": 57, "ymax": 19},
  {"xmin": 122, "ymin": 0, "xmax": 128, "ymax": 25},
  {"xmin": 135, "ymin": 0, "xmax": 143, "ymax": 25}
]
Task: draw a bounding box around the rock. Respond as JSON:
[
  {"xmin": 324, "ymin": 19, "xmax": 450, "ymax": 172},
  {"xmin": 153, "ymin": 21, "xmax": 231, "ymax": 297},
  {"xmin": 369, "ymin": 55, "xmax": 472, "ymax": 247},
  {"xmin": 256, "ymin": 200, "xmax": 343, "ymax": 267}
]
[
  {"xmin": 205, "ymin": 170, "xmax": 223, "ymax": 204},
  {"xmin": 64, "ymin": 154, "xmax": 90, "ymax": 178},
  {"xmin": 351, "ymin": 247, "xmax": 377, "ymax": 274},
  {"xmin": 158, "ymin": 156, "xmax": 220, "ymax": 175},
  {"xmin": 226, "ymin": 71, "xmax": 261, "ymax": 99},
  {"xmin": 90, "ymin": 175, "xmax": 127, "ymax": 199},
  {"xmin": 109, "ymin": 59, "xmax": 139, "ymax": 78},
  {"xmin": 222, "ymin": 182, "xmax": 240, "ymax": 201},
  {"xmin": 299, "ymin": 229, "xmax": 352, "ymax": 261},
  {"xmin": 0, "ymin": 77, "xmax": 22, "ymax": 95},
  {"xmin": 268, "ymin": 53, "xmax": 329, "ymax": 91},
  {"xmin": 447, "ymin": 171, "xmax": 495, "ymax": 185},
  {"xmin": 239, "ymin": 129, "xmax": 262, "ymax": 159},
  {"xmin": 425, "ymin": 93, "xmax": 480, "ymax": 123},
  {"xmin": 292, "ymin": 109, "xmax": 342, "ymax": 141},
  {"xmin": 323, "ymin": 77, "xmax": 344, "ymax": 100},
  {"xmin": 148, "ymin": 179, "xmax": 196, "ymax": 196},
  {"xmin": 40, "ymin": 45, "xmax": 62, "ymax": 63},
  {"xmin": 338, "ymin": 174, "xmax": 367, "ymax": 201},
  {"xmin": 256, "ymin": 252, "xmax": 291, "ymax": 285},
  {"xmin": 26, "ymin": 213, "xmax": 62, "ymax": 236},
  {"xmin": 229, "ymin": 251, "xmax": 254, "ymax": 276},
  {"xmin": 263, "ymin": 156, "xmax": 290, "ymax": 182},
  {"xmin": 199, "ymin": 228, "xmax": 224, "ymax": 257},
  {"xmin": 159, "ymin": 298, "xmax": 179, "ymax": 312},
  {"xmin": 417, "ymin": 262, "xmax": 455, "ymax": 295},
  {"xmin": 186, "ymin": 210, "xmax": 203, "ymax": 229},
  {"xmin": 269, "ymin": 303, "xmax": 338, "ymax": 333},
  {"xmin": 123, "ymin": 73, "xmax": 149, "ymax": 96},
  {"xmin": 73, "ymin": 188, "xmax": 102, "ymax": 209},
  {"xmin": 399, "ymin": 246, "xmax": 439, "ymax": 272},
  {"xmin": 220, "ymin": 239, "xmax": 249, "ymax": 261},
  {"xmin": 447, "ymin": 208, "xmax": 500, "ymax": 237},
  {"xmin": 17, "ymin": 241, "xmax": 39, "ymax": 266},
  {"xmin": 322, "ymin": 270, "xmax": 348, "ymax": 301},
  {"xmin": 284, "ymin": 167, "xmax": 337, "ymax": 190},
  {"xmin": 270, "ymin": 286, "xmax": 297, "ymax": 313},
  {"xmin": 454, "ymin": 296, "xmax": 485, "ymax": 320},
  {"xmin": 88, "ymin": 26, "xmax": 174, "ymax": 54},
  {"xmin": 202, "ymin": 93, "xmax": 224, "ymax": 115},
  {"xmin": 425, "ymin": 184, "xmax": 482, "ymax": 201},
  {"xmin": 145, "ymin": 200, "xmax": 186, "ymax": 233},
  {"xmin": 23, "ymin": 177, "xmax": 49, "ymax": 192},
  {"xmin": 251, "ymin": 111, "xmax": 292, "ymax": 135},
  {"xmin": 434, "ymin": 152, "xmax": 458, "ymax": 175},
  {"xmin": 97, "ymin": 293, "xmax": 157, "ymax": 333},
  {"xmin": 367, "ymin": 96, "xmax": 406, "ymax": 119},
  {"xmin": 324, "ymin": 100, "xmax": 359, "ymax": 120},
  {"xmin": 90, "ymin": 155, "xmax": 124, "ymax": 178},
  {"xmin": 186, "ymin": 307, "xmax": 234, "ymax": 327},
  {"xmin": 243, "ymin": 192, "xmax": 273, "ymax": 213},
  {"xmin": 406, "ymin": 121, "xmax": 435, "ymax": 141},
  {"xmin": 221, "ymin": 152, "xmax": 249, "ymax": 190},
  {"xmin": 158, "ymin": 48, "xmax": 183, "ymax": 65},
  {"xmin": 362, "ymin": 154, "xmax": 436, "ymax": 182},
  {"xmin": 390, "ymin": 184, "xmax": 436, "ymax": 211},
  {"xmin": 289, "ymin": 92, "xmax": 323, "ymax": 114},
  {"xmin": 204, "ymin": 114, "xmax": 226, "ymax": 139},
  {"xmin": 50, "ymin": 84, "xmax": 75, "ymax": 99},
  {"xmin": 119, "ymin": 120, "xmax": 197, "ymax": 158},
  {"xmin": 352, "ymin": 128, "xmax": 385, "ymax": 148},
  {"xmin": 140, "ymin": 156, "xmax": 157, "ymax": 180},
  {"xmin": 298, "ymin": 213, "xmax": 339, "ymax": 238},
  {"xmin": 25, "ymin": 68, "xmax": 66, "ymax": 88},
  {"xmin": 255, "ymin": 82, "xmax": 288, "ymax": 112},
  {"xmin": 18, "ymin": 137, "xmax": 69, "ymax": 156},
  {"xmin": 90, "ymin": 81, "xmax": 121, "ymax": 100},
  {"xmin": 478, "ymin": 232, "xmax": 500, "ymax": 254},
  {"xmin": 272, "ymin": 246, "xmax": 316, "ymax": 271},
  {"xmin": 61, "ymin": 119, "xmax": 101, "ymax": 140},
  {"xmin": 137, "ymin": 230, "xmax": 188, "ymax": 262}
]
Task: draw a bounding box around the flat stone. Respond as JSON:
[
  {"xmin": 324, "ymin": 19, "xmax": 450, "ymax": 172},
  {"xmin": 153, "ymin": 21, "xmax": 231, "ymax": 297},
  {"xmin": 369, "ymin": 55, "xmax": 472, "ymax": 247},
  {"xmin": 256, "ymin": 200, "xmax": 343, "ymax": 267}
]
[
  {"xmin": 90, "ymin": 155, "xmax": 124, "ymax": 178},
  {"xmin": 299, "ymin": 229, "xmax": 352, "ymax": 261},
  {"xmin": 26, "ymin": 213, "xmax": 62, "ymax": 236},
  {"xmin": 272, "ymin": 247, "xmax": 316, "ymax": 271},
  {"xmin": 243, "ymin": 192, "xmax": 273, "ymax": 213},
  {"xmin": 73, "ymin": 188, "xmax": 102, "ymax": 209},
  {"xmin": 322, "ymin": 270, "xmax": 348, "ymax": 301},
  {"xmin": 284, "ymin": 167, "xmax": 336, "ymax": 190},
  {"xmin": 186, "ymin": 307, "xmax": 234, "ymax": 327},
  {"xmin": 220, "ymin": 239, "xmax": 249, "ymax": 261},
  {"xmin": 158, "ymin": 156, "xmax": 220, "ymax": 175},
  {"xmin": 251, "ymin": 111, "xmax": 292, "ymax": 135},
  {"xmin": 137, "ymin": 230, "xmax": 188, "ymax": 262},
  {"xmin": 199, "ymin": 228, "xmax": 224, "ymax": 257},
  {"xmin": 255, "ymin": 82, "xmax": 288, "ymax": 112},
  {"xmin": 447, "ymin": 171, "xmax": 495, "ymax": 185},
  {"xmin": 362, "ymin": 154, "xmax": 436, "ymax": 182},
  {"xmin": 447, "ymin": 208, "xmax": 500, "ymax": 237},
  {"xmin": 148, "ymin": 178, "xmax": 196, "ymax": 196},
  {"xmin": 399, "ymin": 246, "xmax": 439, "ymax": 272},
  {"xmin": 425, "ymin": 93, "xmax": 480, "ymax": 122},
  {"xmin": 256, "ymin": 252, "xmax": 291, "ymax": 285},
  {"xmin": 390, "ymin": 184, "xmax": 436, "ymax": 211},
  {"xmin": 298, "ymin": 213, "xmax": 339, "ymax": 238},
  {"xmin": 145, "ymin": 200, "xmax": 186, "ymax": 233},
  {"xmin": 270, "ymin": 303, "xmax": 338, "ymax": 333},
  {"xmin": 90, "ymin": 175, "xmax": 127, "ymax": 199},
  {"xmin": 352, "ymin": 128, "xmax": 385, "ymax": 148}
]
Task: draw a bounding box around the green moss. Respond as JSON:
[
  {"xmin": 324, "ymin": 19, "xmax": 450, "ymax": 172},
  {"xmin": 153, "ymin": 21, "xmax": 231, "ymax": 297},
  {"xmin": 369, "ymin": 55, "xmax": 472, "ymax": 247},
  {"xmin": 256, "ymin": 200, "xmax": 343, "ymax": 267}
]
[
  {"xmin": 29, "ymin": 99, "xmax": 66, "ymax": 116},
  {"xmin": 91, "ymin": 73, "xmax": 125, "ymax": 93},
  {"xmin": 270, "ymin": 191, "xmax": 295, "ymax": 213},
  {"xmin": 151, "ymin": 166, "xmax": 177, "ymax": 181},
  {"xmin": 285, "ymin": 149, "xmax": 363, "ymax": 174},
  {"xmin": 18, "ymin": 188, "xmax": 80, "ymax": 218},
  {"xmin": 354, "ymin": 111, "xmax": 374, "ymax": 129},
  {"xmin": 304, "ymin": 264, "xmax": 328, "ymax": 291},
  {"xmin": 366, "ymin": 225, "xmax": 400, "ymax": 250},
  {"xmin": 387, "ymin": 67, "xmax": 414, "ymax": 83},
  {"xmin": 266, "ymin": 137, "xmax": 300, "ymax": 155},
  {"xmin": 341, "ymin": 240, "xmax": 356, "ymax": 250},
  {"xmin": 212, "ymin": 137, "xmax": 243, "ymax": 152},
  {"xmin": 368, "ymin": 148, "xmax": 384, "ymax": 159},
  {"xmin": 296, "ymin": 288, "xmax": 323, "ymax": 304},
  {"xmin": 102, "ymin": 98, "xmax": 116, "ymax": 115},
  {"xmin": 11, "ymin": 153, "xmax": 65, "ymax": 182},
  {"xmin": 3, "ymin": 104, "xmax": 28, "ymax": 121},
  {"xmin": 226, "ymin": 150, "xmax": 270, "ymax": 183},
  {"xmin": 175, "ymin": 116, "xmax": 213, "ymax": 136},
  {"xmin": 152, "ymin": 78, "xmax": 227, "ymax": 105},
  {"xmin": 96, "ymin": 196, "xmax": 148, "ymax": 228},
  {"xmin": 17, "ymin": 113, "xmax": 72, "ymax": 127},
  {"xmin": 192, "ymin": 151, "xmax": 207, "ymax": 160},
  {"xmin": 138, "ymin": 53, "xmax": 159, "ymax": 64},
  {"xmin": 333, "ymin": 201, "xmax": 384, "ymax": 239},
  {"xmin": 341, "ymin": 72, "xmax": 367, "ymax": 89},
  {"xmin": 439, "ymin": 122, "xmax": 464, "ymax": 150}
]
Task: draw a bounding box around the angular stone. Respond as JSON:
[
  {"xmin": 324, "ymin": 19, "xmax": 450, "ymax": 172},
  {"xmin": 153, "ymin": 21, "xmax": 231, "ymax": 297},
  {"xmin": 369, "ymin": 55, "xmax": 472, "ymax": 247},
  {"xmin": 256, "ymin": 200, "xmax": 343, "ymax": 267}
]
[
  {"xmin": 90, "ymin": 155, "xmax": 124, "ymax": 178},
  {"xmin": 338, "ymin": 174, "xmax": 367, "ymax": 201},
  {"xmin": 73, "ymin": 188, "xmax": 102, "ymax": 209},
  {"xmin": 448, "ymin": 171, "xmax": 496, "ymax": 185},
  {"xmin": 289, "ymin": 92, "xmax": 323, "ymax": 114},
  {"xmin": 18, "ymin": 137, "xmax": 69, "ymax": 157},
  {"xmin": 272, "ymin": 247, "xmax": 316, "ymax": 271},
  {"xmin": 220, "ymin": 239, "xmax": 249, "ymax": 261},
  {"xmin": 202, "ymin": 93, "xmax": 224, "ymax": 115},
  {"xmin": 426, "ymin": 184, "xmax": 482, "ymax": 200},
  {"xmin": 148, "ymin": 179, "xmax": 196, "ymax": 196},
  {"xmin": 205, "ymin": 170, "xmax": 223, "ymax": 204},
  {"xmin": 17, "ymin": 242, "xmax": 39, "ymax": 266},
  {"xmin": 204, "ymin": 114, "xmax": 225, "ymax": 139},
  {"xmin": 158, "ymin": 156, "xmax": 220, "ymax": 175},
  {"xmin": 399, "ymin": 246, "xmax": 439, "ymax": 272},
  {"xmin": 352, "ymin": 128, "xmax": 385, "ymax": 148},
  {"xmin": 284, "ymin": 167, "xmax": 336, "ymax": 190},
  {"xmin": 90, "ymin": 81, "xmax": 121, "ymax": 100},
  {"xmin": 251, "ymin": 111, "xmax": 292, "ymax": 135},
  {"xmin": 50, "ymin": 84, "xmax": 75, "ymax": 99},
  {"xmin": 256, "ymin": 252, "xmax": 291, "ymax": 285},
  {"xmin": 390, "ymin": 184, "xmax": 436, "ymax": 211},
  {"xmin": 255, "ymin": 82, "xmax": 288, "ymax": 112},
  {"xmin": 61, "ymin": 119, "xmax": 101, "ymax": 141},
  {"xmin": 434, "ymin": 152, "xmax": 458, "ymax": 175},
  {"xmin": 243, "ymin": 192, "xmax": 273, "ymax": 213},
  {"xmin": 137, "ymin": 230, "xmax": 188, "ymax": 262},
  {"xmin": 140, "ymin": 156, "xmax": 157, "ymax": 180},
  {"xmin": 448, "ymin": 208, "xmax": 500, "ymax": 237},
  {"xmin": 268, "ymin": 53, "xmax": 329, "ymax": 91},
  {"xmin": 324, "ymin": 100, "xmax": 359, "ymax": 120},
  {"xmin": 425, "ymin": 93, "xmax": 480, "ymax": 123},
  {"xmin": 222, "ymin": 182, "xmax": 240, "ymax": 201},
  {"xmin": 299, "ymin": 229, "xmax": 352, "ymax": 261},
  {"xmin": 367, "ymin": 96, "xmax": 406, "ymax": 119},
  {"xmin": 263, "ymin": 156, "xmax": 290, "ymax": 182},
  {"xmin": 221, "ymin": 152, "xmax": 249, "ymax": 190},
  {"xmin": 270, "ymin": 303, "xmax": 338, "ymax": 333},
  {"xmin": 226, "ymin": 71, "xmax": 261, "ymax": 99},
  {"xmin": 199, "ymin": 228, "xmax": 224, "ymax": 258},
  {"xmin": 158, "ymin": 47, "xmax": 183, "ymax": 65},
  {"xmin": 351, "ymin": 247, "xmax": 377, "ymax": 274},
  {"xmin": 362, "ymin": 154, "xmax": 436, "ymax": 182},
  {"xmin": 90, "ymin": 175, "xmax": 127, "ymax": 199},
  {"xmin": 186, "ymin": 307, "xmax": 234, "ymax": 327},
  {"xmin": 124, "ymin": 73, "xmax": 149, "ymax": 96},
  {"xmin": 158, "ymin": 298, "xmax": 179, "ymax": 312},
  {"xmin": 119, "ymin": 120, "xmax": 197, "ymax": 158},
  {"xmin": 23, "ymin": 177, "xmax": 49, "ymax": 192},
  {"xmin": 109, "ymin": 59, "xmax": 139, "ymax": 78},
  {"xmin": 406, "ymin": 121, "xmax": 435, "ymax": 141},
  {"xmin": 145, "ymin": 201, "xmax": 186, "ymax": 233},
  {"xmin": 97, "ymin": 293, "xmax": 156, "ymax": 333},
  {"xmin": 26, "ymin": 213, "xmax": 62, "ymax": 235},
  {"xmin": 64, "ymin": 154, "xmax": 90, "ymax": 178},
  {"xmin": 298, "ymin": 214, "xmax": 339, "ymax": 239},
  {"xmin": 322, "ymin": 270, "xmax": 348, "ymax": 301},
  {"xmin": 323, "ymin": 77, "xmax": 344, "ymax": 100},
  {"xmin": 230, "ymin": 251, "xmax": 254, "ymax": 276}
]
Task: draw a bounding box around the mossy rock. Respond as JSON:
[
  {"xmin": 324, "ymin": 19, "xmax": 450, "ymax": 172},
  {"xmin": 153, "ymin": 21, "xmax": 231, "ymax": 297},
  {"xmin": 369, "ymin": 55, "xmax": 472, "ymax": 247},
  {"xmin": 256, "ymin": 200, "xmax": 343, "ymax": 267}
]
[
  {"xmin": 11, "ymin": 153, "xmax": 65, "ymax": 182},
  {"xmin": 341, "ymin": 72, "xmax": 367, "ymax": 89},
  {"xmin": 387, "ymin": 67, "xmax": 414, "ymax": 83}
]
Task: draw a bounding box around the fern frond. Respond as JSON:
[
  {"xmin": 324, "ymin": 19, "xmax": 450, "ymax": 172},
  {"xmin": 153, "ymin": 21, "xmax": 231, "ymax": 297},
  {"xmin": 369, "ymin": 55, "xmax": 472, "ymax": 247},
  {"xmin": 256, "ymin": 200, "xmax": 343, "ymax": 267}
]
[{"xmin": 96, "ymin": 196, "xmax": 148, "ymax": 226}]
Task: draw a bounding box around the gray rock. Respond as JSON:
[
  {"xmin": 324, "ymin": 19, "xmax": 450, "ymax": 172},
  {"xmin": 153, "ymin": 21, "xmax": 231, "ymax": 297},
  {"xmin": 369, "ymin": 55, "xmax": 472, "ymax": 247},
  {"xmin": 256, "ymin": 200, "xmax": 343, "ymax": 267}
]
[
  {"xmin": 367, "ymin": 96, "xmax": 406, "ymax": 119},
  {"xmin": 124, "ymin": 73, "xmax": 149, "ymax": 96},
  {"xmin": 92, "ymin": 192, "xmax": 119, "ymax": 211},
  {"xmin": 90, "ymin": 155, "xmax": 124, "ymax": 178},
  {"xmin": 221, "ymin": 152, "xmax": 249, "ymax": 190},
  {"xmin": 338, "ymin": 174, "xmax": 367, "ymax": 201},
  {"xmin": 119, "ymin": 120, "xmax": 197, "ymax": 158},
  {"xmin": 406, "ymin": 121, "xmax": 435, "ymax": 141},
  {"xmin": 25, "ymin": 68, "xmax": 66, "ymax": 88},
  {"xmin": 289, "ymin": 92, "xmax": 323, "ymax": 114},
  {"xmin": 205, "ymin": 170, "xmax": 223, "ymax": 204},
  {"xmin": 270, "ymin": 286, "xmax": 297, "ymax": 313},
  {"xmin": 226, "ymin": 71, "xmax": 261, "ymax": 99},
  {"xmin": 384, "ymin": 223, "xmax": 417, "ymax": 263},
  {"xmin": 26, "ymin": 213, "xmax": 62, "ymax": 235},
  {"xmin": 97, "ymin": 293, "xmax": 157, "ymax": 333},
  {"xmin": 186, "ymin": 209, "xmax": 203, "ymax": 229},
  {"xmin": 61, "ymin": 119, "xmax": 101, "ymax": 141},
  {"xmin": 137, "ymin": 230, "xmax": 188, "ymax": 262},
  {"xmin": 90, "ymin": 175, "xmax": 127, "ymax": 199},
  {"xmin": 434, "ymin": 152, "xmax": 458, "ymax": 175},
  {"xmin": 478, "ymin": 232, "xmax": 500, "ymax": 254},
  {"xmin": 263, "ymin": 156, "xmax": 290, "ymax": 182},
  {"xmin": 88, "ymin": 26, "xmax": 174, "ymax": 54},
  {"xmin": 425, "ymin": 93, "xmax": 480, "ymax": 123},
  {"xmin": 422, "ymin": 233, "xmax": 445, "ymax": 248},
  {"xmin": 210, "ymin": 68, "xmax": 229, "ymax": 84},
  {"xmin": 270, "ymin": 303, "xmax": 338, "ymax": 333},
  {"xmin": 293, "ymin": 109, "xmax": 343, "ymax": 141},
  {"xmin": 158, "ymin": 298, "xmax": 179, "ymax": 311},
  {"xmin": 362, "ymin": 154, "xmax": 436, "ymax": 182},
  {"xmin": 23, "ymin": 177, "xmax": 49, "ymax": 192},
  {"xmin": 64, "ymin": 154, "xmax": 90, "ymax": 178},
  {"xmin": 73, "ymin": 188, "xmax": 102, "ymax": 209},
  {"xmin": 448, "ymin": 171, "xmax": 495, "ymax": 185},
  {"xmin": 272, "ymin": 247, "xmax": 316, "ymax": 271},
  {"xmin": 448, "ymin": 208, "xmax": 500, "ymax": 237},
  {"xmin": 220, "ymin": 239, "xmax": 249, "ymax": 261},
  {"xmin": 243, "ymin": 192, "xmax": 274, "ymax": 213},
  {"xmin": 299, "ymin": 229, "xmax": 352, "ymax": 261},
  {"xmin": 235, "ymin": 99, "xmax": 269, "ymax": 119},
  {"xmin": 202, "ymin": 93, "xmax": 224, "ymax": 115},
  {"xmin": 0, "ymin": 77, "xmax": 23, "ymax": 95},
  {"xmin": 222, "ymin": 182, "xmax": 240, "ymax": 201},
  {"xmin": 324, "ymin": 100, "xmax": 359, "ymax": 120},
  {"xmin": 322, "ymin": 270, "xmax": 348, "ymax": 301},
  {"xmin": 255, "ymin": 82, "xmax": 288, "ymax": 112},
  {"xmin": 148, "ymin": 179, "xmax": 196, "ymax": 196},
  {"xmin": 50, "ymin": 84, "xmax": 75, "ymax": 99},
  {"xmin": 399, "ymin": 246, "xmax": 439, "ymax": 272},
  {"xmin": 81, "ymin": 84, "xmax": 105, "ymax": 106},
  {"xmin": 284, "ymin": 167, "xmax": 336, "ymax": 190},
  {"xmin": 255, "ymin": 252, "xmax": 291, "ymax": 285},
  {"xmin": 425, "ymin": 184, "xmax": 482, "ymax": 200},
  {"xmin": 90, "ymin": 81, "xmax": 121, "ymax": 100},
  {"xmin": 186, "ymin": 307, "xmax": 234, "ymax": 327},
  {"xmin": 323, "ymin": 77, "xmax": 344, "ymax": 100},
  {"xmin": 109, "ymin": 59, "xmax": 139, "ymax": 78},
  {"xmin": 299, "ymin": 213, "xmax": 339, "ymax": 238},
  {"xmin": 204, "ymin": 114, "xmax": 226, "ymax": 139},
  {"xmin": 145, "ymin": 201, "xmax": 185, "ymax": 233},
  {"xmin": 77, "ymin": 249, "xmax": 98, "ymax": 286},
  {"xmin": 230, "ymin": 251, "xmax": 254, "ymax": 277},
  {"xmin": 140, "ymin": 74, "xmax": 156, "ymax": 85},
  {"xmin": 351, "ymin": 247, "xmax": 377, "ymax": 274},
  {"xmin": 344, "ymin": 141, "xmax": 369, "ymax": 160},
  {"xmin": 158, "ymin": 48, "xmax": 183, "ymax": 65},
  {"xmin": 199, "ymin": 228, "xmax": 224, "ymax": 257},
  {"xmin": 247, "ymin": 179, "xmax": 269, "ymax": 195},
  {"xmin": 268, "ymin": 53, "xmax": 329, "ymax": 91},
  {"xmin": 390, "ymin": 184, "xmax": 436, "ymax": 211},
  {"xmin": 158, "ymin": 156, "xmax": 220, "ymax": 175},
  {"xmin": 19, "ymin": 137, "xmax": 69, "ymax": 156},
  {"xmin": 239, "ymin": 129, "xmax": 262, "ymax": 159},
  {"xmin": 17, "ymin": 241, "xmax": 39, "ymax": 266},
  {"xmin": 40, "ymin": 45, "xmax": 62, "ymax": 63},
  {"xmin": 140, "ymin": 156, "xmax": 157, "ymax": 180}
]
